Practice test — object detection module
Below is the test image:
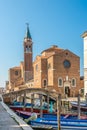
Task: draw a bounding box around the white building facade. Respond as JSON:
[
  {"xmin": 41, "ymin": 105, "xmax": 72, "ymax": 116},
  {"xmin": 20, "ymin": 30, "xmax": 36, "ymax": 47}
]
[{"xmin": 82, "ymin": 31, "xmax": 87, "ymax": 95}]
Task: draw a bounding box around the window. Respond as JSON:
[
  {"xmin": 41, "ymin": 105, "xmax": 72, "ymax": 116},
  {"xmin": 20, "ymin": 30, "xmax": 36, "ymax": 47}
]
[
  {"xmin": 43, "ymin": 79, "xmax": 47, "ymax": 87},
  {"xmin": 72, "ymin": 78, "xmax": 76, "ymax": 87},
  {"xmin": 66, "ymin": 52, "xmax": 68, "ymax": 55},
  {"xmin": 58, "ymin": 78, "xmax": 63, "ymax": 87},
  {"xmin": 26, "ymin": 45, "xmax": 31, "ymax": 52},
  {"xmin": 63, "ymin": 60, "xmax": 71, "ymax": 68},
  {"xmin": 15, "ymin": 71, "xmax": 18, "ymax": 76}
]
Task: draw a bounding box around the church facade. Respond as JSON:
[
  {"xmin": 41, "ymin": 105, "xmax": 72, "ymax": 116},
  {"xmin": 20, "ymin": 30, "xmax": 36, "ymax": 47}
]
[
  {"xmin": 33, "ymin": 45, "xmax": 83, "ymax": 97},
  {"xmin": 6, "ymin": 26, "xmax": 84, "ymax": 97}
]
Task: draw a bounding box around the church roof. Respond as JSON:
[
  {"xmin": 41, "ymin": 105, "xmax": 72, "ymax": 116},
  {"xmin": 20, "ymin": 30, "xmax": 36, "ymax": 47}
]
[
  {"xmin": 41, "ymin": 45, "xmax": 63, "ymax": 54},
  {"xmin": 10, "ymin": 66, "xmax": 21, "ymax": 70}
]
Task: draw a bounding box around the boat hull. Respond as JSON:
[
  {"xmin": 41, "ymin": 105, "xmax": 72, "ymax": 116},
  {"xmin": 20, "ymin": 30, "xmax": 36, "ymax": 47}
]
[
  {"xmin": 71, "ymin": 101, "xmax": 87, "ymax": 112},
  {"xmin": 10, "ymin": 105, "xmax": 49, "ymax": 114},
  {"xmin": 30, "ymin": 114, "xmax": 87, "ymax": 130},
  {"xmin": 30, "ymin": 118, "xmax": 87, "ymax": 130}
]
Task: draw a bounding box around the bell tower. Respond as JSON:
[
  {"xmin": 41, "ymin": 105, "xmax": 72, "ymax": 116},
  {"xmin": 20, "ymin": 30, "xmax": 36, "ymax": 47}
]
[{"xmin": 24, "ymin": 24, "xmax": 33, "ymax": 82}]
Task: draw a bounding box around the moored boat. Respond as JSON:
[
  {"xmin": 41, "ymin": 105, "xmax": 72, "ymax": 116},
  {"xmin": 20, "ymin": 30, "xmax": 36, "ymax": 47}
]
[
  {"xmin": 10, "ymin": 105, "xmax": 50, "ymax": 113},
  {"xmin": 10, "ymin": 100, "xmax": 55, "ymax": 114},
  {"xmin": 70, "ymin": 101, "xmax": 87, "ymax": 112},
  {"xmin": 16, "ymin": 110, "xmax": 40, "ymax": 119},
  {"xmin": 16, "ymin": 109, "xmax": 58, "ymax": 119},
  {"xmin": 30, "ymin": 114, "xmax": 87, "ymax": 130}
]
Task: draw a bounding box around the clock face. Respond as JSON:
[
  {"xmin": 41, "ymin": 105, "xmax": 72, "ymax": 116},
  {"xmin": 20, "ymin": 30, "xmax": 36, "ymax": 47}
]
[{"xmin": 63, "ymin": 60, "xmax": 71, "ymax": 68}]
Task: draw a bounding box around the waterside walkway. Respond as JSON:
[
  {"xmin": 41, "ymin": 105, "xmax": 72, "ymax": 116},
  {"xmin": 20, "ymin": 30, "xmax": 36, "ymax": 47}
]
[{"xmin": 0, "ymin": 101, "xmax": 33, "ymax": 130}]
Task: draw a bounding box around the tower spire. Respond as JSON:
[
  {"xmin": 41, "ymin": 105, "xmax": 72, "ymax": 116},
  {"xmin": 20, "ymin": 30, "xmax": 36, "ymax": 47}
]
[{"xmin": 25, "ymin": 23, "xmax": 32, "ymax": 39}]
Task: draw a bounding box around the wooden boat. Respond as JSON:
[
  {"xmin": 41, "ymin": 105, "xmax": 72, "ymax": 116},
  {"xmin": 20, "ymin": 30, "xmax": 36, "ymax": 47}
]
[
  {"xmin": 10, "ymin": 100, "xmax": 55, "ymax": 114},
  {"xmin": 16, "ymin": 110, "xmax": 40, "ymax": 119},
  {"xmin": 70, "ymin": 101, "xmax": 87, "ymax": 111},
  {"xmin": 30, "ymin": 114, "xmax": 87, "ymax": 130},
  {"xmin": 10, "ymin": 105, "xmax": 50, "ymax": 113},
  {"xmin": 16, "ymin": 110, "xmax": 57, "ymax": 119}
]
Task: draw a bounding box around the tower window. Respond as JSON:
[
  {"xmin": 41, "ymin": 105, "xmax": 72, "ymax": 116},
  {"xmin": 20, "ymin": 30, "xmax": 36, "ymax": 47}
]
[
  {"xmin": 26, "ymin": 45, "xmax": 31, "ymax": 52},
  {"xmin": 29, "ymin": 46, "xmax": 31, "ymax": 52},
  {"xmin": 58, "ymin": 77, "xmax": 63, "ymax": 87}
]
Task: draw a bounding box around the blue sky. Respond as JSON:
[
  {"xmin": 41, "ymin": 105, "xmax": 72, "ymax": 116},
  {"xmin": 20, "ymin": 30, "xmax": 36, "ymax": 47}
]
[{"xmin": 0, "ymin": 0, "xmax": 87, "ymax": 87}]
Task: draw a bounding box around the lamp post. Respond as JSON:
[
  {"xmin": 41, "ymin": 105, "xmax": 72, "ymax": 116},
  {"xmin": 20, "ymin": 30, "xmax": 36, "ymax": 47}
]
[{"xmin": 57, "ymin": 94, "xmax": 61, "ymax": 130}]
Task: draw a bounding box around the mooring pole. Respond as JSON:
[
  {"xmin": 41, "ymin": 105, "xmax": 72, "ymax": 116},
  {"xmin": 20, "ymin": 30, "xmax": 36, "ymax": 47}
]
[
  {"xmin": 78, "ymin": 93, "xmax": 80, "ymax": 119},
  {"xmin": 57, "ymin": 94, "xmax": 61, "ymax": 130},
  {"xmin": 23, "ymin": 90, "xmax": 26, "ymax": 106},
  {"xmin": 31, "ymin": 93, "xmax": 34, "ymax": 113},
  {"xmin": 40, "ymin": 94, "xmax": 43, "ymax": 118},
  {"xmin": 47, "ymin": 93, "xmax": 49, "ymax": 112},
  {"xmin": 85, "ymin": 93, "xmax": 87, "ymax": 104}
]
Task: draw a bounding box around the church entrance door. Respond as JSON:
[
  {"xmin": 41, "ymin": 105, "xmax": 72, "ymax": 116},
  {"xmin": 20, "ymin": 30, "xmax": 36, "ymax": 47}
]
[{"xmin": 65, "ymin": 86, "xmax": 70, "ymax": 97}]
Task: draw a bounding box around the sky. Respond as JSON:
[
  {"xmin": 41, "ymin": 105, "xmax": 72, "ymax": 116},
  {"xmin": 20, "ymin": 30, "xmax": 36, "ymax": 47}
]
[{"xmin": 0, "ymin": 0, "xmax": 87, "ymax": 87}]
